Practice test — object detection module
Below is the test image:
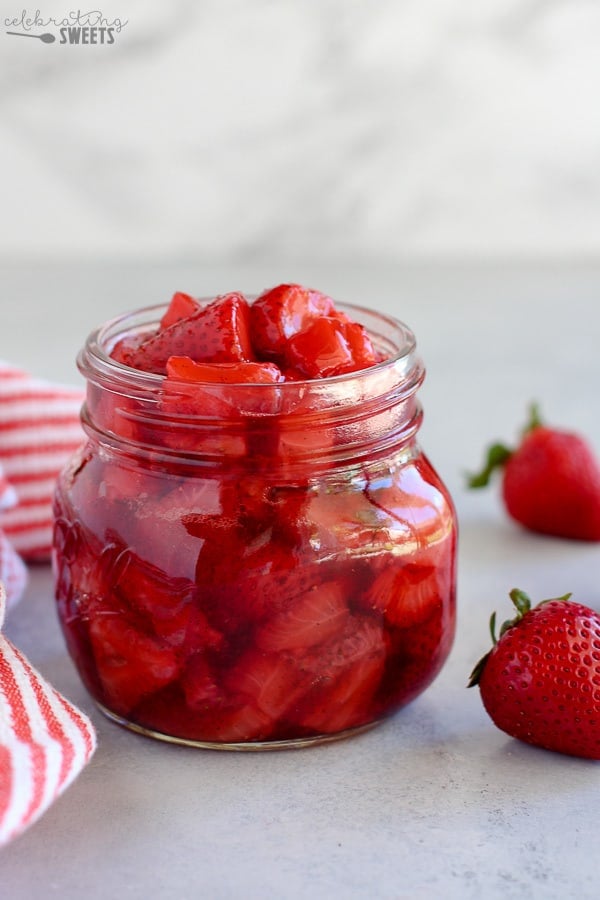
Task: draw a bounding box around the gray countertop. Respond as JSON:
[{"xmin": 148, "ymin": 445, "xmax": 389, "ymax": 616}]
[{"xmin": 1, "ymin": 261, "xmax": 599, "ymax": 899}]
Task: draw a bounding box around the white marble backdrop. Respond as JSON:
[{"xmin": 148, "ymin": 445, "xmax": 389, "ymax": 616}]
[{"xmin": 1, "ymin": 0, "xmax": 600, "ymax": 261}]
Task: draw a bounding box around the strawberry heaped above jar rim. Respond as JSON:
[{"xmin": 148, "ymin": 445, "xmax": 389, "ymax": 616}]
[{"xmin": 78, "ymin": 292, "xmax": 425, "ymax": 473}]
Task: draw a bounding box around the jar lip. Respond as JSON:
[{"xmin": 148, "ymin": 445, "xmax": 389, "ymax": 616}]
[{"xmin": 80, "ymin": 298, "xmax": 422, "ymax": 395}]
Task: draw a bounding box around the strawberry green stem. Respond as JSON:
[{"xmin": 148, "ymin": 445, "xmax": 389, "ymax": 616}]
[
  {"xmin": 466, "ymin": 443, "xmax": 512, "ymax": 489},
  {"xmin": 522, "ymin": 402, "xmax": 543, "ymax": 437}
]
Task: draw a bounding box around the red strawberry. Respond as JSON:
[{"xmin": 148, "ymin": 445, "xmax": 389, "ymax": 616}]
[
  {"xmin": 112, "ymin": 550, "xmax": 223, "ymax": 651},
  {"xmin": 111, "ymin": 331, "xmax": 149, "ymax": 366},
  {"xmin": 192, "ymin": 704, "xmax": 273, "ymax": 743},
  {"xmin": 163, "ymin": 357, "xmax": 284, "ymax": 418},
  {"xmin": 88, "ymin": 613, "xmax": 180, "ymax": 716},
  {"xmin": 255, "ymin": 581, "xmax": 348, "ymax": 652},
  {"xmin": 469, "ymin": 588, "xmax": 600, "ymax": 759},
  {"xmin": 362, "ymin": 558, "xmax": 442, "ymax": 629},
  {"xmin": 336, "ymin": 319, "xmax": 378, "ymax": 370},
  {"xmin": 159, "ymin": 291, "xmax": 200, "ymax": 329},
  {"xmin": 283, "ymin": 316, "xmax": 364, "ymax": 378},
  {"xmin": 296, "ymin": 616, "xmax": 386, "ymax": 733},
  {"xmin": 119, "ymin": 292, "xmax": 254, "ymax": 374},
  {"xmin": 165, "ymin": 357, "xmax": 284, "ymax": 386},
  {"xmin": 181, "ymin": 653, "xmax": 225, "ymax": 710},
  {"xmin": 468, "ymin": 405, "xmax": 600, "ymax": 541},
  {"xmin": 250, "ymin": 283, "xmax": 335, "ymax": 358},
  {"xmin": 224, "ymin": 649, "xmax": 309, "ymax": 720}
]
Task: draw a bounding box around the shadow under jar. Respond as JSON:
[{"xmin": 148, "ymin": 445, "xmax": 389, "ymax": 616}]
[{"xmin": 53, "ymin": 301, "xmax": 457, "ymax": 750}]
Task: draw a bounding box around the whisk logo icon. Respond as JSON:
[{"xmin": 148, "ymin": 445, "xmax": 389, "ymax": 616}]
[{"xmin": 5, "ymin": 10, "xmax": 128, "ymax": 44}]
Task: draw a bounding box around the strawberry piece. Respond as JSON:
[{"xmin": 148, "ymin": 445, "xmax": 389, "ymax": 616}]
[
  {"xmin": 363, "ymin": 559, "xmax": 442, "ymax": 630},
  {"xmin": 283, "ymin": 317, "xmax": 355, "ymax": 378},
  {"xmin": 112, "ymin": 549, "xmax": 223, "ymax": 651},
  {"xmin": 88, "ymin": 612, "xmax": 180, "ymax": 715},
  {"xmin": 197, "ymin": 704, "xmax": 274, "ymax": 743},
  {"xmin": 468, "ymin": 405, "xmax": 600, "ymax": 541},
  {"xmin": 163, "ymin": 357, "xmax": 284, "ymax": 416},
  {"xmin": 250, "ymin": 283, "xmax": 335, "ymax": 358},
  {"xmin": 111, "ymin": 331, "xmax": 149, "ymax": 366},
  {"xmin": 283, "ymin": 316, "xmax": 379, "ymax": 378},
  {"xmin": 194, "ymin": 537, "xmax": 325, "ymax": 631},
  {"xmin": 375, "ymin": 614, "xmax": 450, "ymax": 716},
  {"xmin": 337, "ymin": 320, "xmax": 378, "ymax": 369},
  {"xmin": 130, "ymin": 680, "xmax": 275, "ymax": 743},
  {"xmin": 224, "ymin": 649, "xmax": 310, "ymax": 719},
  {"xmin": 119, "ymin": 292, "xmax": 254, "ymax": 374},
  {"xmin": 469, "ymin": 589, "xmax": 600, "ymax": 759},
  {"xmin": 159, "ymin": 291, "xmax": 200, "ymax": 330},
  {"xmin": 216, "ymin": 478, "xmax": 309, "ymax": 551},
  {"xmin": 181, "ymin": 654, "xmax": 225, "ymax": 710},
  {"xmin": 255, "ymin": 581, "xmax": 348, "ymax": 652},
  {"xmin": 297, "ymin": 617, "xmax": 386, "ymax": 733},
  {"xmin": 166, "ymin": 357, "xmax": 284, "ymax": 386}
]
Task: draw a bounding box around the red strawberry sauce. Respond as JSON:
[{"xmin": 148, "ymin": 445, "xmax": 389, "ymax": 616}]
[{"xmin": 53, "ymin": 290, "xmax": 457, "ymax": 748}]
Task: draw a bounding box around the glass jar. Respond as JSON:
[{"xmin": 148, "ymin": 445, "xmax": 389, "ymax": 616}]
[{"xmin": 53, "ymin": 301, "xmax": 457, "ymax": 750}]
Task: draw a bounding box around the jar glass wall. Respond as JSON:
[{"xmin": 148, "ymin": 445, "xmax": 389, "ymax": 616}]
[{"xmin": 53, "ymin": 302, "xmax": 457, "ymax": 749}]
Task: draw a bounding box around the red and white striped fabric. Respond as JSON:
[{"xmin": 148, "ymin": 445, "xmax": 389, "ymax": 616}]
[
  {"xmin": 0, "ymin": 582, "xmax": 96, "ymax": 846},
  {"xmin": 0, "ymin": 361, "xmax": 84, "ymax": 562}
]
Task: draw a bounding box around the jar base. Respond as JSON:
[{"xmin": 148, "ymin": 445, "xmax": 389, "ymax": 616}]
[{"xmin": 95, "ymin": 702, "xmax": 381, "ymax": 750}]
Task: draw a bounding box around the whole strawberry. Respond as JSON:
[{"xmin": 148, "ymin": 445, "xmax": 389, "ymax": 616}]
[
  {"xmin": 467, "ymin": 405, "xmax": 600, "ymax": 541},
  {"xmin": 469, "ymin": 589, "xmax": 600, "ymax": 759}
]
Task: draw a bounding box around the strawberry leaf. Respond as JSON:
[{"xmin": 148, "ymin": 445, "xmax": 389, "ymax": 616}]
[{"xmin": 466, "ymin": 443, "xmax": 512, "ymax": 489}]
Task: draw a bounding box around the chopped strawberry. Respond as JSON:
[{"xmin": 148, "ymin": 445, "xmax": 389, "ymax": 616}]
[
  {"xmin": 111, "ymin": 331, "xmax": 149, "ymax": 366},
  {"xmin": 166, "ymin": 357, "xmax": 284, "ymax": 386},
  {"xmin": 121, "ymin": 292, "xmax": 254, "ymax": 374},
  {"xmin": 367, "ymin": 563, "xmax": 437, "ymax": 627},
  {"xmin": 377, "ymin": 602, "xmax": 451, "ymax": 711},
  {"xmin": 163, "ymin": 356, "xmax": 284, "ymax": 415},
  {"xmin": 112, "ymin": 550, "xmax": 223, "ymax": 650},
  {"xmin": 361, "ymin": 556, "xmax": 443, "ymax": 629},
  {"xmin": 191, "ymin": 703, "xmax": 274, "ymax": 743},
  {"xmin": 181, "ymin": 653, "xmax": 225, "ymax": 709},
  {"xmin": 340, "ymin": 320, "xmax": 378, "ymax": 369},
  {"xmin": 88, "ymin": 613, "xmax": 180, "ymax": 715},
  {"xmin": 297, "ymin": 616, "xmax": 386, "ymax": 733},
  {"xmin": 193, "ymin": 537, "xmax": 308, "ymax": 630},
  {"xmin": 283, "ymin": 317, "xmax": 354, "ymax": 378},
  {"xmin": 224, "ymin": 649, "xmax": 310, "ymax": 719},
  {"xmin": 283, "ymin": 316, "xmax": 379, "ymax": 378},
  {"xmin": 255, "ymin": 581, "xmax": 348, "ymax": 652},
  {"xmin": 159, "ymin": 291, "xmax": 200, "ymax": 330},
  {"xmin": 250, "ymin": 283, "xmax": 335, "ymax": 358},
  {"xmin": 201, "ymin": 478, "xmax": 308, "ymax": 554}
]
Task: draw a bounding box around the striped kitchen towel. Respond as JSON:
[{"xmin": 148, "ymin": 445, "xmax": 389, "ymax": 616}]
[
  {"xmin": 0, "ymin": 582, "xmax": 96, "ymax": 846},
  {"xmin": 0, "ymin": 361, "xmax": 84, "ymax": 564}
]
